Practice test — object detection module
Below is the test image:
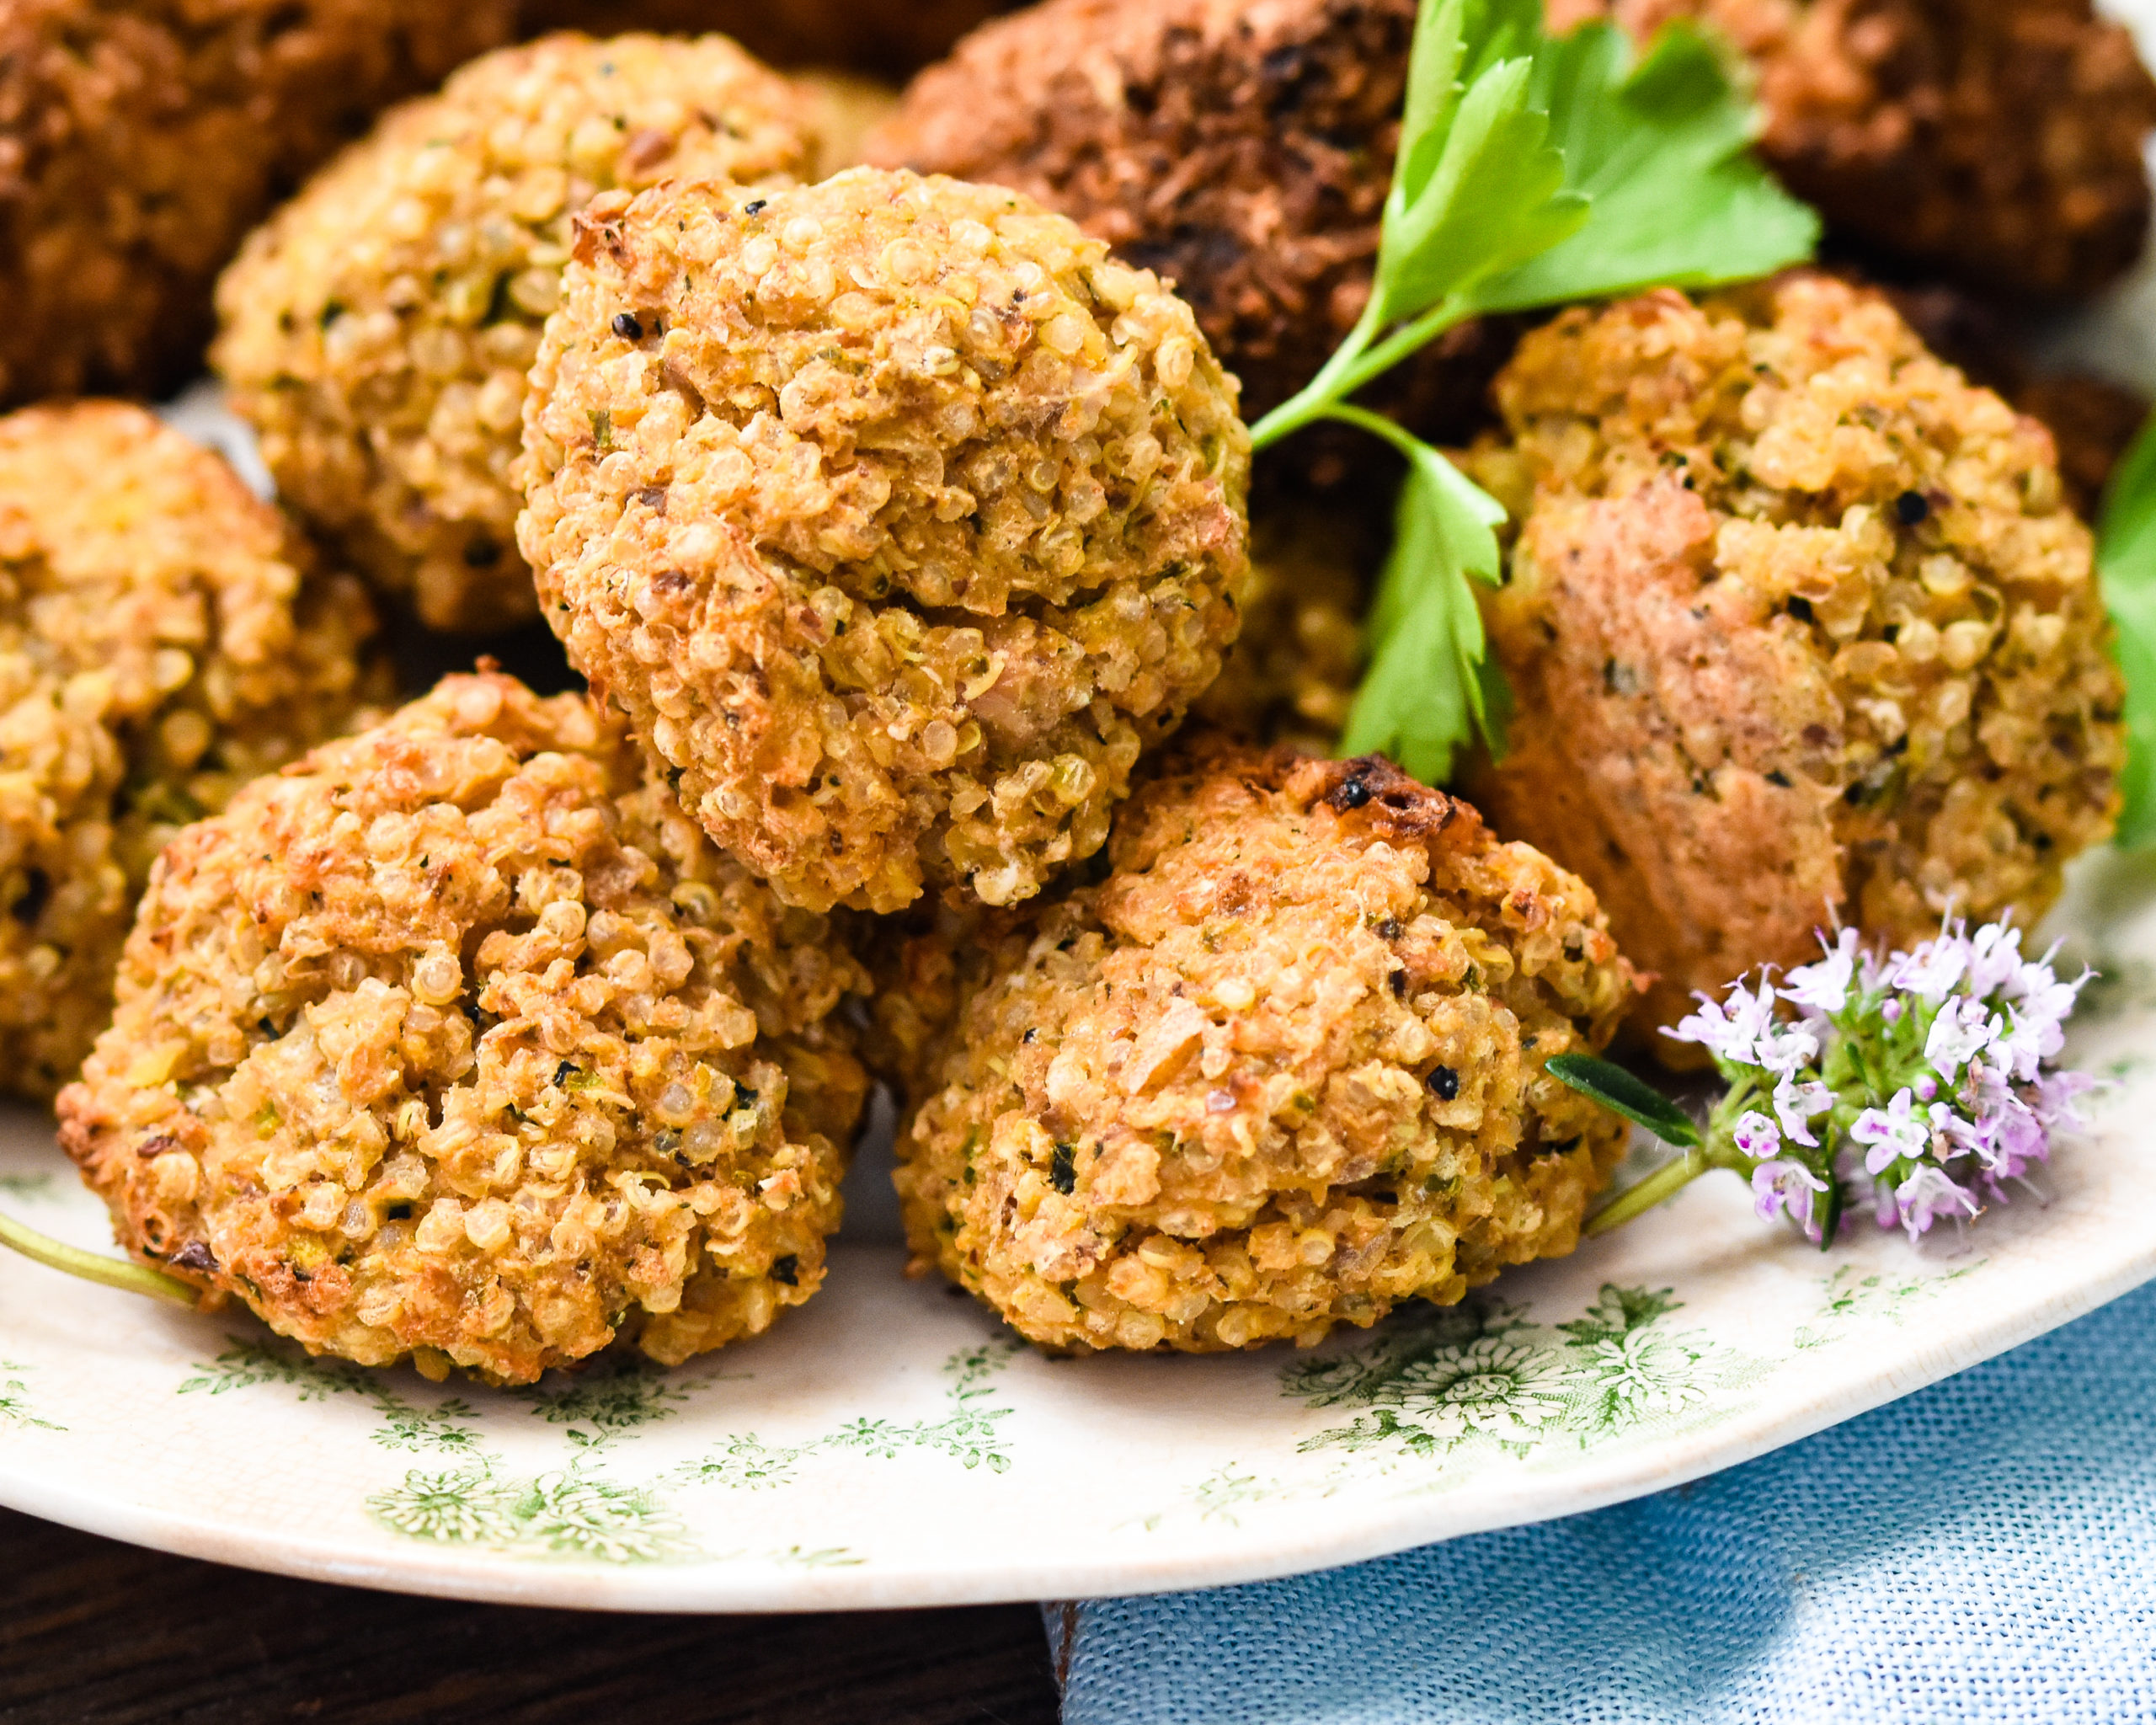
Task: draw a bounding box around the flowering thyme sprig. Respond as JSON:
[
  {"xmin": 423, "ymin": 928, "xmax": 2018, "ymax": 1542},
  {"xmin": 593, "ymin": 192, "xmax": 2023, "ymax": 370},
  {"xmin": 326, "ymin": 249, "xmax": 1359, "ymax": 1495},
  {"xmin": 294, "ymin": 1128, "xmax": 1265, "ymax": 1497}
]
[{"xmin": 1548, "ymin": 917, "xmax": 2095, "ymax": 1248}]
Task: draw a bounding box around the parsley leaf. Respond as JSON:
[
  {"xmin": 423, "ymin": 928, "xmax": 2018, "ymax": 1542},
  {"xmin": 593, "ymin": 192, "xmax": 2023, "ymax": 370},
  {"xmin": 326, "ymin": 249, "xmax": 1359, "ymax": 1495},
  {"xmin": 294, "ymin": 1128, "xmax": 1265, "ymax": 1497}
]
[
  {"xmin": 1246, "ymin": 0, "xmax": 1817, "ymax": 783},
  {"xmin": 2096, "ymin": 409, "xmax": 2156, "ymax": 847}
]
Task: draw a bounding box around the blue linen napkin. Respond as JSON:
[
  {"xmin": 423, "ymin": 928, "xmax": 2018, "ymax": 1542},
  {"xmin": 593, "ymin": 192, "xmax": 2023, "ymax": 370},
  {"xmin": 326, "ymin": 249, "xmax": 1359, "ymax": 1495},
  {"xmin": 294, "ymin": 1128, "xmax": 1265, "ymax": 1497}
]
[{"xmin": 1050, "ymin": 1278, "xmax": 2156, "ymax": 1723}]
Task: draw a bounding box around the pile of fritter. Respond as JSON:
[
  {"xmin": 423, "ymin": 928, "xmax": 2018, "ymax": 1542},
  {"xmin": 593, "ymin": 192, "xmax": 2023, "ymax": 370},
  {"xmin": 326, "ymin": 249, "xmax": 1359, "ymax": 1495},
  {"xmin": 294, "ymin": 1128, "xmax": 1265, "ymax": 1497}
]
[
  {"xmin": 0, "ymin": 0, "xmax": 2143, "ymax": 1379},
  {"xmin": 1462, "ymin": 273, "xmax": 2124, "ymax": 1041}
]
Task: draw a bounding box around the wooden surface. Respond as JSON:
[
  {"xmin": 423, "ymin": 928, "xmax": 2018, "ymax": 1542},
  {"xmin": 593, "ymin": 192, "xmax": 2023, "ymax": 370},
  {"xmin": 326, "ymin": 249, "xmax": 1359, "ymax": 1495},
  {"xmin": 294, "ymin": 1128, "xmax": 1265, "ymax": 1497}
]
[{"xmin": 0, "ymin": 1509, "xmax": 1061, "ymax": 1723}]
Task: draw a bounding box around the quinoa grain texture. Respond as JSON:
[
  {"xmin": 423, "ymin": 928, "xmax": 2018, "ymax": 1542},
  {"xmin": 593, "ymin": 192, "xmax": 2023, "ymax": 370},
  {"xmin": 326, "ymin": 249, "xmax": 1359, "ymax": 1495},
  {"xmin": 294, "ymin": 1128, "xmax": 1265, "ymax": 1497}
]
[
  {"xmin": 1462, "ymin": 275, "xmax": 2123, "ymax": 1046},
  {"xmin": 520, "ymin": 168, "xmax": 1251, "ymax": 914},
  {"xmin": 0, "ymin": 0, "xmax": 514, "ymax": 407},
  {"xmin": 59, "ymin": 673, "xmax": 869, "ymax": 1383},
  {"xmin": 0, "ymin": 403, "xmax": 384, "ymax": 1099},
  {"xmin": 890, "ymin": 740, "xmax": 1638, "ymax": 1354},
  {"xmin": 216, "ymin": 33, "xmax": 819, "ymax": 634}
]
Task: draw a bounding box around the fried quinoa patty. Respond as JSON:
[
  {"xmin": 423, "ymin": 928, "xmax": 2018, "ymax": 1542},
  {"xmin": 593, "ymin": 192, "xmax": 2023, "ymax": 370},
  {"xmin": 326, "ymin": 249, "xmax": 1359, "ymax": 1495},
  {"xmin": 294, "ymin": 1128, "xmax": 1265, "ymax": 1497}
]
[
  {"xmin": 890, "ymin": 740, "xmax": 1639, "ymax": 1354},
  {"xmin": 520, "ymin": 168, "xmax": 1251, "ymax": 914},
  {"xmin": 1460, "ymin": 275, "xmax": 2123, "ymax": 1044},
  {"xmin": 1551, "ymin": 0, "xmax": 2156, "ymax": 302},
  {"xmin": 0, "ymin": 0, "xmax": 515, "ymax": 408},
  {"xmin": 865, "ymin": 0, "xmax": 1418, "ymax": 423},
  {"xmin": 0, "ymin": 403, "xmax": 384, "ymax": 1100},
  {"xmin": 215, "ymin": 33, "xmax": 820, "ymax": 635},
  {"xmin": 58, "ymin": 673, "xmax": 870, "ymax": 1384}
]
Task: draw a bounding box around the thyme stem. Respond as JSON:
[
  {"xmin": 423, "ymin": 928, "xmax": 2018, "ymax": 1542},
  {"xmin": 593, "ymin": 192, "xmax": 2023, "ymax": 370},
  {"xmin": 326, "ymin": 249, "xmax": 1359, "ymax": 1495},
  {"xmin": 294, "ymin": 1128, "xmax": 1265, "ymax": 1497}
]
[{"xmin": 0, "ymin": 1209, "xmax": 199, "ymax": 1306}]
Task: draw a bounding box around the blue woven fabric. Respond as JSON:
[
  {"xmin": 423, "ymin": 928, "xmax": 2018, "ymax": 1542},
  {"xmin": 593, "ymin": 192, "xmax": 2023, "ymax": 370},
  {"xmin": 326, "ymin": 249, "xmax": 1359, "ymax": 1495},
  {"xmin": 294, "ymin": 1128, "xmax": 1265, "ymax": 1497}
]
[{"xmin": 1054, "ymin": 1279, "xmax": 2156, "ymax": 1724}]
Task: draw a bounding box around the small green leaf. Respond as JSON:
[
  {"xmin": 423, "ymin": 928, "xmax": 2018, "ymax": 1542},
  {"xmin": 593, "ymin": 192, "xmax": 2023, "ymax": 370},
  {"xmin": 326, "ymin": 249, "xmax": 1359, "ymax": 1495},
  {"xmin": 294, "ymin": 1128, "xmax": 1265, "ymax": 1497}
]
[
  {"xmin": 2098, "ymin": 408, "xmax": 2156, "ymax": 849},
  {"xmin": 1544, "ymin": 1053, "xmax": 1703, "ymax": 1147},
  {"xmin": 1339, "ymin": 430, "xmax": 1508, "ymax": 782},
  {"xmin": 1465, "ymin": 24, "xmax": 1817, "ymax": 313}
]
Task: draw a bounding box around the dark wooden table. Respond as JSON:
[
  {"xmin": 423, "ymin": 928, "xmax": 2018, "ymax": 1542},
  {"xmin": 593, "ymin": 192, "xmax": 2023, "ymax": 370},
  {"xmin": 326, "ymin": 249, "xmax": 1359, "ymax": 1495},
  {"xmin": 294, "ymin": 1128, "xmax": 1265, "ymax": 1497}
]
[{"xmin": 0, "ymin": 1509, "xmax": 1060, "ymax": 1723}]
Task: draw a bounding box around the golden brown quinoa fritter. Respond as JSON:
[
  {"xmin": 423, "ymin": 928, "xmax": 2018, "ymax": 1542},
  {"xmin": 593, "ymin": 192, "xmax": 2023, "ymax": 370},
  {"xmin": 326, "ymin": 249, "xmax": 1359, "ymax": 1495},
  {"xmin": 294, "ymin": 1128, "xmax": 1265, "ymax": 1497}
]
[
  {"xmin": 0, "ymin": 0, "xmax": 515, "ymax": 408},
  {"xmin": 58, "ymin": 673, "xmax": 869, "ymax": 1385},
  {"xmin": 1460, "ymin": 275, "xmax": 2123, "ymax": 1047},
  {"xmin": 1550, "ymin": 0, "xmax": 2156, "ymax": 302},
  {"xmin": 515, "ymin": 0, "xmax": 1017, "ymax": 76},
  {"xmin": 891, "ymin": 740, "xmax": 1640, "ymax": 1354},
  {"xmin": 0, "ymin": 403, "xmax": 385, "ymax": 1100},
  {"xmin": 520, "ymin": 168, "xmax": 1251, "ymax": 914},
  {"xmin": 865, "ymin": 0, "xmax": 1419, "ymax": 422},
  {"xmin": 215, "ymin": 33, "xmax": 820, "ymax": 635},
  {"xmin": 1193, "ymin": 505, "xmax": 1372, "ymax": 754}
]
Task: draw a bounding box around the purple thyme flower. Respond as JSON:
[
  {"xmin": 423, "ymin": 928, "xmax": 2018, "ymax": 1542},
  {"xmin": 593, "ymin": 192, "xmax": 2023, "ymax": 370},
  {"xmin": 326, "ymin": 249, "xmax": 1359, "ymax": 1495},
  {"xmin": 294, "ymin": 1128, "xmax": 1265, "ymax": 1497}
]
[
  {"xmin": 1752, "ymin": 1158, "xmax": 1828, "ymax": 1231},
  {"xmin": 1851, "ymin": 1088, "xmax": 1929, "ymax": 1175},
  {"xmin": 1641, "ymin": 912, "xmax": 2099, "ymax": 1249}
]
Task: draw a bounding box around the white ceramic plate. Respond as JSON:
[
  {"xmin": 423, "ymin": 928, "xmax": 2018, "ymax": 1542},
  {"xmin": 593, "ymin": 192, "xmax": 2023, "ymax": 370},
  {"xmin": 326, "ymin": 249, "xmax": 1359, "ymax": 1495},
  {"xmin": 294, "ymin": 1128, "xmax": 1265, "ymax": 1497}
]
[
  {"xmin": 16, "ymin": 54, "xmax": 2156, "ymax": 1603},
  {"xmin": 3, "ymin": 846, "xmax": 2155, "ymax": 1612}
]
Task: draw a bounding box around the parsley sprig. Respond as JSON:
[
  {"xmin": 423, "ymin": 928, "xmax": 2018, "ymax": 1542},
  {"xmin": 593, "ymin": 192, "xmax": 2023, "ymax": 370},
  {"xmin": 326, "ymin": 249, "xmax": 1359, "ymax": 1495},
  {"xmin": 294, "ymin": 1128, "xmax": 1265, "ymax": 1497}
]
[
  {"xmin": 2097, "ymin": 409, "xmax": 2156, "ymax": 847},
  {"xmin": 1246, "ymin": 0, "xmax": 1818, "ymax": 782}
]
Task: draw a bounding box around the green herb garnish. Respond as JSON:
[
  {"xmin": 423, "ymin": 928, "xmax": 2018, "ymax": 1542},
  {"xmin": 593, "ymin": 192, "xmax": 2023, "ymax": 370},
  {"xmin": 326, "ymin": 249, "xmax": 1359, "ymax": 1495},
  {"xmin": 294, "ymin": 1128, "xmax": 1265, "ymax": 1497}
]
[
  {"xmin": 1247, "ymin": 0, "xmax": 1819, "ymax": 782},
  {"xmin": 2097, "ymin": 408, "xmax": 2156, "ymax": 847}
]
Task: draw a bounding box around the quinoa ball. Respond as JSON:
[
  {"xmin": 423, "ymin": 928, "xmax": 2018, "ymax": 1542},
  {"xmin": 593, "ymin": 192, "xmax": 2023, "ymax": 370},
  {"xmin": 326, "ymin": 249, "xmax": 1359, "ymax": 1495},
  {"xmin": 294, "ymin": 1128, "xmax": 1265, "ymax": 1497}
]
[
  {"xmin": 0, "ymin": 402, "xmax": 386, "ymax": 1100},
  {"xmin": 519, "ymin": 168, "xmax": 1251, "ymax": 914},
  {"xmin": 57, "ymin": 672, "xmax": 870, "ymax": 1385},
  {"xmin": 0, "ymin": 0, "xmax": 515, "ymax": 408},
  {"xmin": 890, "ymin": 739, "xmax": 1640, "ymax": 1354},
  {"xmin": 1459, "ymin": 274, "xmax": 2124, "ymax": 1048},
  {"xmin": 864, "ymin": 0, "xmax": 1420, "ymax": 423},
  {"xmin": 215, "ymin": 33, "xmax": 821, "ymax": 636},
  {"xmin": 1193, "ymin": 504, "xmax": 1372, "ymax": 754},
  {"xmin": 1550, "ymin": 0, "xmax": 2156, "ymax": 303},
  {"xmin": 515, "ymin": 0, "xmax": 1018, "ymax": 76}
]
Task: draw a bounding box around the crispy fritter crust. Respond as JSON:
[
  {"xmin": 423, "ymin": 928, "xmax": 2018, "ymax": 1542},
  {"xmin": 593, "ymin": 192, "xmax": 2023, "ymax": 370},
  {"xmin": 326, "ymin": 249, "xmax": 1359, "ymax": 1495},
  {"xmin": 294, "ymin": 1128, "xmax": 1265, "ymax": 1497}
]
[
  {"xmin": 1193, "ymin": 505, "xmax": 1370, "ymax": 754},
  {"xmin": 515, "ymin": 0, "xmax": 1017, "ymax": 75},
  {"xmin": 58, "ymin": 674, "xmax": 869, "ymax": 1383},
  {"xmin": 520, "ymin": 168, "xmax": 1251, "ymax": 913},
  {"xmin": 0, "ymin": 403, "xmax": 385, "ymax": 1099},
  {"xmin": 1551, "ymin": 0, "xmax": 2156, "ymax": 301},
  {"xmin": 215, "ymin": 34, "xmax": 819, "ymax": 634},
  {"xmin": 866, "ymin": 0, "xmax": 1418, "ymax": 422},
  {"xmin": 0, "ymin": 0, "xmax": 515, "ymax": 408},
  {"xmin": 891, "ymin": 739, "xmax": 1639, "ymax": 1353},
  {"xmin": 1461, "ymin": 275, "xmax": 2122, "ymax": 1046}
]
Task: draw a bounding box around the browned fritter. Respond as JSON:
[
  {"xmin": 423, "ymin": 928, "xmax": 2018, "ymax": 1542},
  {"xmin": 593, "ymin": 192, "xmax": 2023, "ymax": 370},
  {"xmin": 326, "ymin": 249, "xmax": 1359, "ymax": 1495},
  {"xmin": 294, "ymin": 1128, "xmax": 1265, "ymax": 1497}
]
[
  {"xmin": 0, "ymin": 402, "xmax": 386, "ymax": 1100},
  {"xmin": 1460, "ymin": 274, "xmax": 2123, "ymax": 1049},
  {"xmin": 515, "ymin": 0, "xmax": 1017, "ymax": 75},
  {"xmin": 58, "ymin": 673, "xmax": 870, "ymax": 1385},
  {"xmin": 0, "ymin": 0, "xmax": 515, "ymax": 408},
  {"xmin": 215, "ymin": 33, "xmax": 821, "ymax": 634},
  {"xmin": 864, "ymin": 0, "xmax": 1420, "ymax": 423},
  {"xmin": 520, "ymin": 168, "xmax": 1251, "ymax": 915},
  {"xmin": 1193, "ymin": 505, "xmax": 1372, "ymax": 753},
  {"xmin": 891, "ymin": 738, "xmax": 1639, "ymax": 1354},
  {"xmin": 1551, "ymin": 0, "xmax": 2156, "ymax": 301}
]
